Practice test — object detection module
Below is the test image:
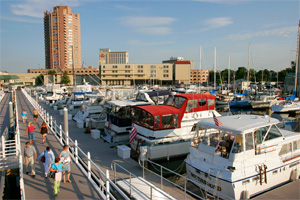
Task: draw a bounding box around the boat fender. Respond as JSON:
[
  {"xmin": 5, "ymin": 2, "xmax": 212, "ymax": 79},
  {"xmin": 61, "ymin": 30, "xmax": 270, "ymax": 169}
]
[
  {"xmin": 290, "ymin": 169, "xmax": 299, "ymax": 181},
  {"xmin": 193, "ymin": 113, "xmax": 198, "ymax": 119},
  {"xmin": 240, "ymin": 190, "xmax": 250, "ymax": 200}
]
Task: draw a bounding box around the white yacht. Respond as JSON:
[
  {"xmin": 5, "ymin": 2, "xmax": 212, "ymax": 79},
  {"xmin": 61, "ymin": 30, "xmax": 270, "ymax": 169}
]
[
  {"xmin": 271, "ymin": 100, "xmax": 300, "ymax": 112},
  {"xmin": 130, "ymin": 94, "xmax": 220, "ymax": 161},
  {"xmin": 250, "ymin": 95, "xmax": 279, "ymax": 109},
  {"xmin": 185, "ymin": 115, "xmax": 300, "ymax": 199}
]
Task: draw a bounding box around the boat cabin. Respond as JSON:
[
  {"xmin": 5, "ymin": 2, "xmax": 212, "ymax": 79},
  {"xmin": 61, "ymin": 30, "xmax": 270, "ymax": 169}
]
[
  {"xmin": 133, "ymin": 94, "xmax": 216, "ymax": 131},
  {"xmin": 135, "ymin": 90, "xmax": 172, "ymax": 105},
  {"xmin": 191, "ymin": 115, "xmax": 291, "ymax": 162},
  {"xmin": 106, "ymin": 100, "xmax": 152, "ymax": 127}
]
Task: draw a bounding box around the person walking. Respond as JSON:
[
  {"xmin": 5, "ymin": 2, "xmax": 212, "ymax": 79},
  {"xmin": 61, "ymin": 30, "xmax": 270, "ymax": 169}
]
[
  {"xmin": 23, "ymin": 142, "xmax": 37, "ymax": 178},
  {"xmin": 21, "ymin": 109, "xmax": 27, "ymax": 124},
  {"xmin": 50, "ymin": 157, "xmax": 66, "ymax": 196},
  {"xmin": 38, "ymin": 146, "xmax": 54, "ymax": 177},
  {"xmin": 40, "ymin": 122, "xmax": 49, "ymax": 144},
  {"xmin": 26, "ymin": 122, "xmax": 36, "ymax": 144},
  {"xmin": 32, "ymin": 109, "xmax": 39, "ymax": 124},
  {"xmin": 59, "ymin": 145, "xmax": 72, "ymax": 183}
]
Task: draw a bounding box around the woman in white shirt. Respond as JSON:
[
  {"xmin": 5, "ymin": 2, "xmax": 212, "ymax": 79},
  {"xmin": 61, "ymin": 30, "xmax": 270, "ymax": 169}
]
[{"xmin": 38, "ymin": 146, "xmax": 55, "ymax": 177}]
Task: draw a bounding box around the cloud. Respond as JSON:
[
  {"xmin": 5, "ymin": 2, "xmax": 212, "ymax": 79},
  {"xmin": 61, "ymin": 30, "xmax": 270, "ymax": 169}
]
[
  {"xmin": 115, "ymin": 4, "xmax": 140, "ymax": 11},
  {"xmin": 0, "ymin": 16, "xmax": 42, "ymax": 23},
  {"xmin": 10, "ymin": 0, "xmax": 80, "ymax": 18},
  {"xmin": 200, "ymin": 17, "xmax": 233, "ymax": 31},
  {"xmin": 127, "ymin": 40, "xmax": 174, "ymax": 46},
  {"xmin": 223, "ymin": 26, "xmax": 297, "ymax": 40},
  {"xmin": 118, "ymin": 16, "xmax": 177, "ymax": 35},
  {"xmin": 119, "ymin": 16, "xmax": 176, "ymax": 27},
  {"xmin": 136, "ymin": 27, "xmax": 171, "ymax": 35}
]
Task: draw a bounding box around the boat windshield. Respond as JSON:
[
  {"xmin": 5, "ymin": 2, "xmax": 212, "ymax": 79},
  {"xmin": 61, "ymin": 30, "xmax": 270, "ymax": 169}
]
[
  {"xmin": 110, "ymin": 106, "xmax": 131, "ymax": 119},
  {"xmin": 200, "ymin": 129, "xmax": 244, "ymax": 159},
  {"xmin": 164, "ymin": 96, "xmax": 186, "ymax": 109}
]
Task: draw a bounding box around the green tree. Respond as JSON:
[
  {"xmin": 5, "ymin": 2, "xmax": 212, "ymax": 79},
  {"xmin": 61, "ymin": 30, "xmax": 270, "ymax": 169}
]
[
  {"xmin": 35, "ymin": 74, "xmax": 44, "ymax": 85},
  {"xmin": 235, "ymin": 67, "xmax": 247, "ymax": 80},
  {"xmin": 47, "ymin": 70, "xmax": 56, "ymax": 74},
  {"xmin": 61, "ymin": 71, "xmax": 71, "ymax": 85}
]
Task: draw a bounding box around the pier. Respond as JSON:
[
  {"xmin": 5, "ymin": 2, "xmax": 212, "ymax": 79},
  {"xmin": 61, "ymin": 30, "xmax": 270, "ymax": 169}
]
[{"xmin": 0, "ymin": 90, "xmax": 299, "ymax": 199}]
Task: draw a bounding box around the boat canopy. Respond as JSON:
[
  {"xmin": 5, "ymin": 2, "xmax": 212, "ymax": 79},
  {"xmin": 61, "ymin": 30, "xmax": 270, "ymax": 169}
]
[
  {"xmin": 133, "ymin": 105, "xmax": 181, "ymax": 130},
  {"xmin": 107, "ymin": 99, "xmax": 152, "ymax": 108},
  {"xmin": 197, "ymin": 115, "xmax": 279, "ymax": 134}
]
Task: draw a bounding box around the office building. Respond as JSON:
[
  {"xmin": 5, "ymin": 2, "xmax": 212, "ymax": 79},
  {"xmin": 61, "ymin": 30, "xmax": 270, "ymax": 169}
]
[
  {"xmin": 99, "ymin": 57, "xmax": 193, "ymax": 85},
  {"xmin": 190, "ymin": 69, "xmax": 209, "ymax": 84},
  {"xmin": 99, "ymin": 48, "xmax": 129, "ymax": 65},
  {"xmin": 44, "ymin": 6, "xmax": 81, "ymax": 70}
]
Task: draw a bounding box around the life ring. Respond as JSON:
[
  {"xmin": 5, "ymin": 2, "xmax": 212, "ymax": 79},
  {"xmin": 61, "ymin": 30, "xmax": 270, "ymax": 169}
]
[{"xmin": 193, "ymin": 112, "xmax": 198, "ymax": 119}]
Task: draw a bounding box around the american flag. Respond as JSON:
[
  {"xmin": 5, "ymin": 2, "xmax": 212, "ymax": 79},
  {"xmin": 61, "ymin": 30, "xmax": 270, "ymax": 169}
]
[
  {"xmin": 129, "ymin": 124, "xmax": 137, "ymax": 144},
  {"xmin": 213, "ymin": 112, "xmax": 222, "ymax": 127}
]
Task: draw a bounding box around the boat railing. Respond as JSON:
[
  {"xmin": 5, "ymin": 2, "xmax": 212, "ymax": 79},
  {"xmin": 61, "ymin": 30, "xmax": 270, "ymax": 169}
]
[
  {"xmin": 22, "ymin": 88, "xmax": 130, "ymax": 200},
  {"xmin": 138, "ymin": 158, "xmax": 234, "ymax": 200}
]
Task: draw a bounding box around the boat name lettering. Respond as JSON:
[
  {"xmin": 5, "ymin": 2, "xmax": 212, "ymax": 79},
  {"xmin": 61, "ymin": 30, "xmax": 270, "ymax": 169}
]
[
  {"xmin": 289, "ymin": 161, "xmax": 300, "ymax": 168},
  {"xmin": 191, "ymin": 172, "xmax": 222, "ymax": 191}
]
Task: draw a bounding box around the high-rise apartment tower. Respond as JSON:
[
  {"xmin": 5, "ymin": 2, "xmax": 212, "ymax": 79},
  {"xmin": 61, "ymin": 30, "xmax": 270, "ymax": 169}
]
[{"xmin": 44, "ymin": 6, "xmax": 81, "ymax": 70}]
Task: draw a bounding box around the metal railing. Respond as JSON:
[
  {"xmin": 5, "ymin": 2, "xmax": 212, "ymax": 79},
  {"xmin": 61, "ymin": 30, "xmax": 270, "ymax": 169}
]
[
  {"xmin": 22, "ymin": 88, "xmax": 130, "ymax": 200},
  {"xmin": 111, "ymin": 161, "xmax": 176, "ymax": 200},
  {"xmin": 138, "ymin": 158, "xmax": 234, "ymax": 200}
]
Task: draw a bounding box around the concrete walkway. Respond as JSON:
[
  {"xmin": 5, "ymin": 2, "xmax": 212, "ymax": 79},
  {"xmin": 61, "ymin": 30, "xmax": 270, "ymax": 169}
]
[
  {"xmin": 16, "ymin": 91, "xmax": 100, "ymax": 200},
  {"xmin": 0, "ymin": 93, "xmax": 11, "ymax": 135}
]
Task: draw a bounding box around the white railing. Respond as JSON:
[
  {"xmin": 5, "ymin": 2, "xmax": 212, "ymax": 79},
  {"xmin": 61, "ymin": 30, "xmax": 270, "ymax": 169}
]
[
  {"xmin": 139, "ymin": 159, "xmax": 234, "ymax": 200},
  {"xmin": 111, "ymin": 161, "xmax": 175, "ymax": 200},
  {"xmin": 22, "ymin": 88, "xmax": 130, "ymax": 200},
  {"xmin": 13, "ymin": 90, "xmax": 25, "ymax": 200}
]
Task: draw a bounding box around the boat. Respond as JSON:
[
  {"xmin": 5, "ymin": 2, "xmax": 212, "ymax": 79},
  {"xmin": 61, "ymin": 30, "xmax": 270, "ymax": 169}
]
[
  {"xmin": 229, "ymin": 91, "xmax": 252, "ymax": 108},
  {"xmin": 73, "ymin": 93, "xmax": 106, "ymax": 129},
  {"xmin": 185, "ymin": 114, "xmax": 300, "ymax": 199},
  {"xmin": 130, "ymin": 93, "xmax": 220, "ymax": 161},
  {"xmin": 271, "ymin": 100, "xmax": 300, "ymax": 113},
  {"xmin": 102, "ymin": 90, "xmax": 173, "ymax": 144},
  {"xmin": 250, "ymin": 95, "xmax": 279, "ymax": 109}
]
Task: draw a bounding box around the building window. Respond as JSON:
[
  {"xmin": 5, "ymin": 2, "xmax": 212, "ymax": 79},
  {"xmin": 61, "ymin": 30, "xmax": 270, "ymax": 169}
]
[
  {"xmin": 112, "ymin": 65, "xmax": 117, "ymax": 68},
  {"xmin": 138, "ymin": 70, "xmax": 143, "ymax": 73},
  {"xmin": 164, "ymin": 65, "xmax": 169, "ymax": 68},
  {"xmin": 163, "ymin": 74, "xmax": 169, "ymax": 77},
  {"xmin": 125, "ymin": 65, "xmax": 130, "ymax": 68},
  {"xmin": 163, "ymin": 70, "xmax": 169, "ymax": 73},
  {"xmin": 151, "ymin": 65, "xmax": 156, "ymax": 69},
  {"xmin": 102, "ymin": 71, "xmax": 105, "ymax": 73},
  {"xmin": 102, "ymin": 66, "xmax": 105, "ymax": 68},
  {"xmin": 138, "ymin": 65, "xmax": 143, "ymax": 69}
]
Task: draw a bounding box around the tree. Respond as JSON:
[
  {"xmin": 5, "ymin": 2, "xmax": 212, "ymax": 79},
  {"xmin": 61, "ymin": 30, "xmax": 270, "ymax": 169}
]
[
  {"xmin": 61, "ymin": 71, "xmax": 71, "ymax": 85},
  {"xmin": 235, "ymin": 67, "xmax": 247, "ymax": 80},
  {"xmin": 35, "ymin": 74, "xmax": 44, "ymax": 85}
]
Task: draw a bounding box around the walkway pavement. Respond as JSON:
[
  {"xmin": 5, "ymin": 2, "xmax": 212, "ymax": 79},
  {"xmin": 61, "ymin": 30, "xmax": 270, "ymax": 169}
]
[
  {"xmin": 0, "ymin": 93, "xmax": 11, "ymax": 135},
  {"xmin": 16, "ymin": 91, "xmax": 100, "ymax": 200}
]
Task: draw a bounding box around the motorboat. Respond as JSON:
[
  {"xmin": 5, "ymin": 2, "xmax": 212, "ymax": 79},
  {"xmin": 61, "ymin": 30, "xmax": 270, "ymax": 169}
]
[
  {"xmin": 102, "ymin": 90, "xmax": 173, "ymax": 144},
  {"xmin": 185, "ymin": 114, "xmax": 300, "ymax": 199},
  {"xmin": 271, "ymin": 100, "xmax": 300, "ymax": 113},
  {"xmin": 250, "ymin": 95, "xmax": 279, "ymax": 109},
  {"xmin": 68, "ymin": 92, "xmax": 92, "ymax": 116},
  {"xmin": 130, "ymin": 94, "xmax": 220, "ymax": 161},
  {"xmin": 73, "ymin": 93, "xmax": 106, "ymax": 129}
]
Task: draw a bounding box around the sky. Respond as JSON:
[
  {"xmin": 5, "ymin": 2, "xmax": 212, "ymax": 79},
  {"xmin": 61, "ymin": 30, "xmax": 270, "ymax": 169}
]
[{"xmin": 0, "ymin": 0, "xmax": 299, "ymax": 73}]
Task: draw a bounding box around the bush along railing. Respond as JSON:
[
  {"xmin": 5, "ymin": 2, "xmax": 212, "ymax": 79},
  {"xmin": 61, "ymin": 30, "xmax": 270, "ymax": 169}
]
[{"xmin": 21, "ymin": 89, "xmax": 130, "ymax": 200}]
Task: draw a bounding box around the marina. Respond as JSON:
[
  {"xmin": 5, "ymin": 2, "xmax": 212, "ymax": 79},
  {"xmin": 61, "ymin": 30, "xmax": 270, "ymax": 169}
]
[{"xmin": 1, "ymin": 1, "xmax": 300, "ymax": 200}]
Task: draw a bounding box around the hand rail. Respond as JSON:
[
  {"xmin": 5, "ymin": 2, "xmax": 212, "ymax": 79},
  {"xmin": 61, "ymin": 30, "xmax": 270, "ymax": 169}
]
[
  {"xmin": 22, "ymin": 88, "xmax": 130, "ymax": 200},
  {"xmin": 139, "ymin": 158, "xmax": 234, "ymax": 200}
]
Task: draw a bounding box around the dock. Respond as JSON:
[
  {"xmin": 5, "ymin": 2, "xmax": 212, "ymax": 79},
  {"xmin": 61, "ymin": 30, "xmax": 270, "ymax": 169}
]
[{"xmin": 1, "ymin": 90, "xmax": 299, "ymax": 199}]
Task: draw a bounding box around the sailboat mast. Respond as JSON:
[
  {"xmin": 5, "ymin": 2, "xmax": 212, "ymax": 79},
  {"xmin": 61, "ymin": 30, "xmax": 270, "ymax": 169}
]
[
  {"xmin": 228, "ymin": 55, "xmax": 231, "ymax": 91},
  {"xmin": 247, "ymin": 42, "xmax": 250, "ymax": 87},
  {"xmin": 199, "ymin": 45, "xmax": 202, "ymax": 91},
  {"xmin": 295, "ymin": 20, "xmax": 300, "ymax": 96},
  {"xmin": 214, "ymin": 47, "xmax": 216, "ymax": 90}
]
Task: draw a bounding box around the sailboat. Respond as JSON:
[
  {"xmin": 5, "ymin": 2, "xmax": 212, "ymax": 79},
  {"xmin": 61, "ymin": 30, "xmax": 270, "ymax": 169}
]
[{"xmin": 271, "ymin": 21, "xmax": 300, "ymax": 113}]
